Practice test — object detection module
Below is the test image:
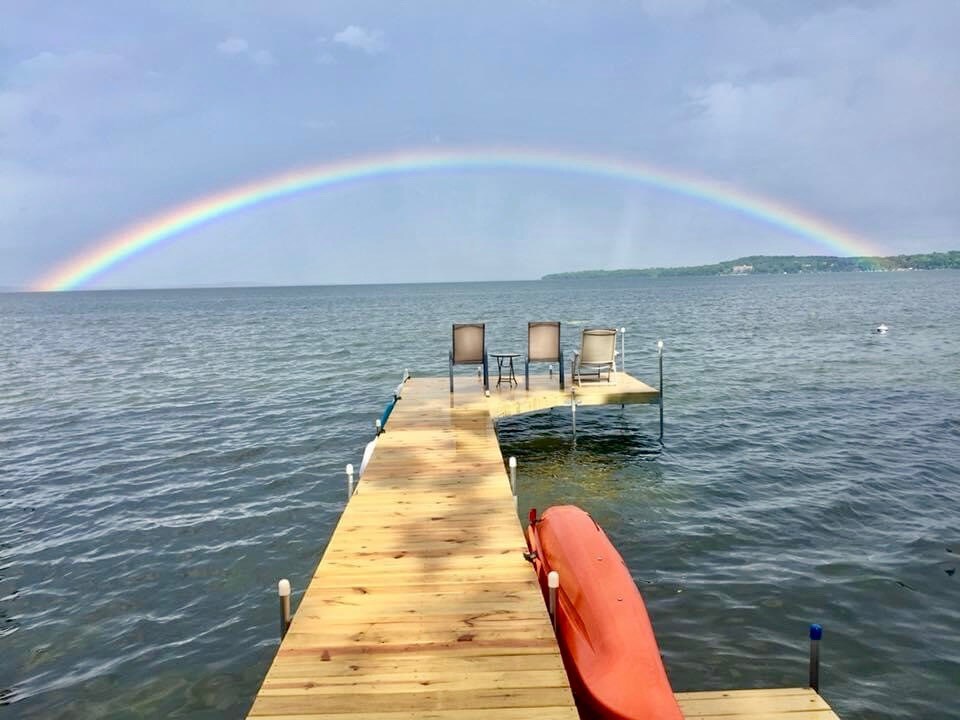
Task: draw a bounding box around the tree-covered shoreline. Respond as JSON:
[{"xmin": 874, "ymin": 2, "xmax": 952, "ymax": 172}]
[{"xmin": 541, "ymin": 251, "xmax": 960, "ymax": 280}]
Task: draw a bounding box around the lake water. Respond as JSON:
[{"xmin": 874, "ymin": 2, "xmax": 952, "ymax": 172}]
[{"xmin": 2, "ymin": 272, "xmax": 959, "ymax": 719}]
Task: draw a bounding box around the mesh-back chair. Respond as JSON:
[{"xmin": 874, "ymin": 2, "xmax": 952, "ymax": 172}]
[
  {"xmin": 525, "ymin": 321, "xmax": 563, "ymax": 390},
  {"xmin": 572, "ymin": 328, "xmax": 618, "ymax": 386},
  {"xmin": 449, "ymin": 323, "xmax": 489, "ymax": 393}
]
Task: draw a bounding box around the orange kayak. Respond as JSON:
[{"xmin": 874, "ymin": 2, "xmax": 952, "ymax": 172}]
[{"xmin": 526, "ymin": 505, "xmax": 684, "ymax": 720}]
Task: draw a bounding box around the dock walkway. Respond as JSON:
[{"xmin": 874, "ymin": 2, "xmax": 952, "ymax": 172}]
[{"xmin": 247, "ymin": 373, "xmax": 840, "ymax": 719}]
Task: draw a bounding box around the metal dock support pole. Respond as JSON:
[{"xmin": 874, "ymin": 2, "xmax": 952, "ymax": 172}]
[
  {"xmin": 620, "ymin": 327, "xmax": 626, "ymax": 373},
  {"xmin": 657, "ymin": 340, "xmax": 664, "ymax": 441},
  {"xmin": 570, "ymin": 390, "xmax": 577, "ymax": 437},
  {"xmin": 346, "ymin": 463, "xmax": 355, "ymax": 499},
  {"xmin": 809, "ymin": 623, "xmax": 822, "ymax": 692},
  {"xmin": 278, "ymin": 579, "xmax": 292, "ymax": 639},
  {"xmin": 508, "ymin": 456, "xmax": 518, "ymax": 508},
  {"xmin": 547, "ymin": 571, "xmax": 560, "ymax": 630}
]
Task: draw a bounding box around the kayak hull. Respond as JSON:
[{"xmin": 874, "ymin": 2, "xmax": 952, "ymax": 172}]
[{"xmin": 526, "ymin": 505, "xmax": 684, "ymax": 720}]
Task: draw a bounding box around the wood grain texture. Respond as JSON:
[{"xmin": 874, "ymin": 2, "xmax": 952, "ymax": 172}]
[
  {"xmin": 676, "ymin": 687, "xmax": 841, "ymax": 718},
  {"xmin": 247, "ymin": 374, "xmax": 841, "ymax": 719},
  {"xmin": 247, "ymin": 374, "xmax": 580, "ymax": 718}
]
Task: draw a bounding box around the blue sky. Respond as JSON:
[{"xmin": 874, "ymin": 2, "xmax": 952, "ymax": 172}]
[{"xmin": 2, "ymin": 1, "xmax": 958, "ymax": 289}]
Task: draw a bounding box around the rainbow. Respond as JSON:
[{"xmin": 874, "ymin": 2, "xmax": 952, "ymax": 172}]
[{"xmin": 31, "ymin": 146, "xmax": 884, "ymax": 291}]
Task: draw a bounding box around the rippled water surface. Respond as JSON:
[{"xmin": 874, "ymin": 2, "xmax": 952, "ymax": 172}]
[{"xmin": 2, "ymin": 273, "xmax": 959, "ymax": 719}]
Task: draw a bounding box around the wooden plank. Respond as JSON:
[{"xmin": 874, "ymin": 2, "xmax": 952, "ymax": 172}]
[
  {"xmin": 249, "ymin": 708, "xmax": 579, "ymax": 720},
  {"xmin": 314, "ymin": 550, "xmax": 530, "ymax": 570},
  {"xmin": 317, "ymin": 536, "xmax": 526, "ymax": 554},
  {"xmin": 279, "ymin": 620, "xmax": 558, "ymax": 647},
  {"xmin": 274, "ymin": 641, "xmax": 562, "ymax": 661},
  {"xmin": 262, "ymin": 651, "xmax": 565, "ymax": 677},
  {"xmin": 249, "ymin": 685, "xmax": 576, "ymax": 715},
  {"xmin": 675, "ymin": 688, "xmax": 840, "ymax": 719},
  {"xmin": 259, "ymin": 668, "xmax": 570, "ymax": 694},
  {"xmin": 296, "ymin": 588, "xmax": 545, "ymax": 613},
  {"xmin": 677, "ymin": 711, "xmax": 838, "ymax": 720},
  {"xmin": 678, "ymin": 688, "xmax": 826, "ymax": 700}
]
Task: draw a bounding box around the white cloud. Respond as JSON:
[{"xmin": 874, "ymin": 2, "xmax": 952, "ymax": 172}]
[
  {"xmin": 216, "ymin": 36, "xmax": 248, "ymax": 55},
  {"xmin": 216, "ymin": 37, "xmax": 275, "ymax": 67},
  {"xmin": 639, "ymin": 0, "xmax": 711, "ymax": 18},
  {"xmin": 251, "ymin": 49, "xmax": 275, "ymax": 66},
  {"xmin": 333, "ymin": 25, "xmax": 386, "ymax": 55}
]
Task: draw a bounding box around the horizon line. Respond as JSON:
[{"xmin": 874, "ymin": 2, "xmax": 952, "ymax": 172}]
[{"xmin": 19, "ymin": 249, "xmax": 959, "ymax": 293}]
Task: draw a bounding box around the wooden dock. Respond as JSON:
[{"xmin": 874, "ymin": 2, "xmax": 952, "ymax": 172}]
[{"xmin": 246, "ymin": 372, "xmax": 840, "ymax": 720}]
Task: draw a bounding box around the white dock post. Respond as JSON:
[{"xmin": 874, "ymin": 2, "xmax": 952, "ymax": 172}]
[
  {"xmin": 375, "ymin": 418, "xmax": 382, "ymax": 436},
  {"xmin": 346, "ymin": 463, "xmax": 355, "ymax": 499},
  {"xmin": 547, "ymin": 571, "xmax": 560, "ymax": 629},
  {"xmin": 509, "ymin": 456, "xmax": 518, "ymax": 508},
  {"xmin": 278, "ymin": 579, "xmax": 292, "ymax": 639}
]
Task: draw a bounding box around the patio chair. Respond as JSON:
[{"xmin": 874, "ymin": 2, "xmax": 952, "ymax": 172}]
[
  {"xmin": 449, "ymin": 323, "xmax": 489, "ymax": 393},
  {"xmin": 525, "ymin": 321, "xmax": 564, "ymax": 390},
  {"xmin": 571, "ymin": 328, "xmax": 618, "ymax": 386}
]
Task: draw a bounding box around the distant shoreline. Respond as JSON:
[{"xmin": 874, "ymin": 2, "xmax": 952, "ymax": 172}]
[
  {"xmin": 6, "ymin": 251, "xmax": 958, "ymax": 293},
  {"xmin": 541, "ymin": 251, "xmax": 960, "ymax": 279}
]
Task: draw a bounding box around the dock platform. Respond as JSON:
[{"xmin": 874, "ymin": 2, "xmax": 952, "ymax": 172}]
[{"xmin": 246, "ymin": 372, "xmax": 840, "ymax": 720}]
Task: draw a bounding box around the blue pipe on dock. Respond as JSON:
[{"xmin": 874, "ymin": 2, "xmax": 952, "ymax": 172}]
[
  {"xmin": 377, "ymin": 370, "xmax": 410, "ymax": 434},
  {"xmin": 378, "ymin": 398, "xmax": 396, "ymax": 433}
]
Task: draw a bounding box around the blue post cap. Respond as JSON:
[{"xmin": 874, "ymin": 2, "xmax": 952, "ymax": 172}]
[{"xmin": 809, "ymin": 623, "xmax": 823, "ymax": 640}]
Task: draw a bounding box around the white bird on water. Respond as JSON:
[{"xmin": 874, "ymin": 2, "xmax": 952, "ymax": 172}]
[{"xmin": 876, "ymin": 323, "xmax": 889, "ymax": 334}]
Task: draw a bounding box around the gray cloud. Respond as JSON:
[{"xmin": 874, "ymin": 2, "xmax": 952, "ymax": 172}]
[
  {"xmin": 251, "ymin": 49, "xmax": 275, "ymax": 66},
  {"xmin": 678, "ymin": 1, "xmax": 960, "ymax": 229},
  {"xmin": 0, "ymin": 50, "xmax": 169, "ymax": 160},
  {"xmin": 333, "ymin": 25, "xmax": 386, "ymax": 55},
  {"xmin": 216, "ymin": 37, "xmax": 249, "ymax": 55},
  {"xmin": 638, "ymin": 0, "xmax": 710, "ymax": 18},
  {"xmin": 216, "ymin": 36, "xmax": 275, "ymax": 66}
]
